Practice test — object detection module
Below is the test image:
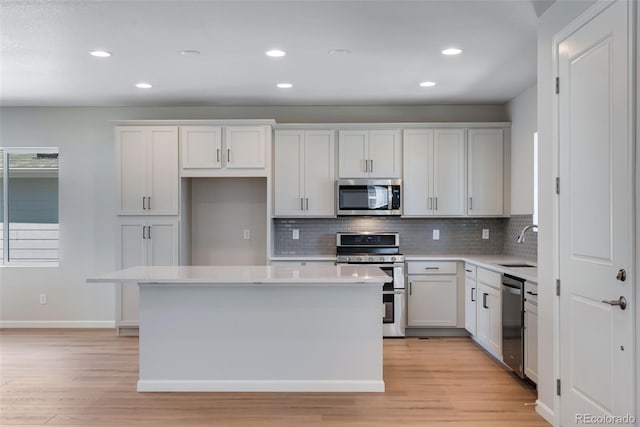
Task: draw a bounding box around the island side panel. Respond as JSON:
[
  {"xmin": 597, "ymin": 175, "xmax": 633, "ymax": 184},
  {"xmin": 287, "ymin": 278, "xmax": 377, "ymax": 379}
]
[{"xmin": 137, "ymin": 283, "xmax": 384, "ymax": 392}]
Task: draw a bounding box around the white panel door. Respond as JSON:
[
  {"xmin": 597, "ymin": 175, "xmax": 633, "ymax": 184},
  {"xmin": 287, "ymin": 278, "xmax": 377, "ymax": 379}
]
[
  {"xmin": 303, "ymin": 130, "xmax": 335, "ymax": 216},
  {"xmin": 369, "ymin": 130, "xmax": 401, "ymax": 178},
  {"xmin": 117, "ymin": 127, "xmax": 147, "ymax": 214},
  {"xmin": 402, "ymin": 129, "xmax": 433, "ymax": 216},
  {"xmin": 558, "ymin": 1, "xmax": 634, "ymax": 424},
  {"xmin": 224, "ymin": 126, "xmax": 266, "ymax": 169},
  {"xmin": 433, "ymin": 129, "xmax": 465, "ymax": 216},
  {"xmin": 338, "ymin": 130, "xmax": 368, "ymax": 178},
  {"xmin": 147, "ymin": 219, "xmax": 179, "ymax": 266},
  {"xmin": 181, "ymin": 126, "xmax": 222, "ymax": 170},
  {"xmin": 118, "ymin": 220, "xmax": 146, "ymax": 324},
  {"xmin": 148, "ymin": 127, "xmax": 179, "ymax": 214},
  {"xmin": 407, "ymin": 276, "xmax": 457, "ymax": 327},
  {"xmin": 274, "ymin": 131, "xmax": 304, "ymax": 216},
  {"xmin": 464, "ymin": 275, "xmax": 477, "ymax": 335},
  {"xmin": 467, "ymin": 129, "xmax": 503, "ymax": 216}
]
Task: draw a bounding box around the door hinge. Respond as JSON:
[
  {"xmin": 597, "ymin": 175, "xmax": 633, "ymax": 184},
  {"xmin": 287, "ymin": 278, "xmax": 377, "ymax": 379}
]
[
  {"xmin": 555, "ymin": 77, "xmax": 559, "ymax": 94},
  {"xmin": 556, "ymin": 378, "xmax": 561, "ymax": 396},
  {"xmin": 555, "ymin": 177, "xmax": 560, "ymax": 194},
  {"xmin": 556, "ymin": 279, "xmax": 561, "ymax": 296}
]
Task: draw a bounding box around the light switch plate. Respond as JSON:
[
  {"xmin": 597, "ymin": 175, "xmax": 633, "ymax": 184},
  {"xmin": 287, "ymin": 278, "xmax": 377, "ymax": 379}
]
[
  {"xmin": 292, "ymin": 229, "xmax": 299, "ymax": 240},
  {"xmin": 433, "ymin": 229, "xmax": 440, "ymax": 240},
  {"xmin": 243, "ymin": 229, "xmax": 251, "ymax": 240},
  {"xmin": 482, "ymin": 229, "xmax": 490, "ymax": 240}
]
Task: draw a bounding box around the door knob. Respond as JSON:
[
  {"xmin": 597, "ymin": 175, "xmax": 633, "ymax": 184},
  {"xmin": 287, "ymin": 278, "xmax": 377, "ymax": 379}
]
[
  {"xmin": 616, "ymin": 269, "xmax": 626, "ymax": 282},
  {"xmin": 601, "ymin": 296, "xmax": 627, "ymax": 310}
]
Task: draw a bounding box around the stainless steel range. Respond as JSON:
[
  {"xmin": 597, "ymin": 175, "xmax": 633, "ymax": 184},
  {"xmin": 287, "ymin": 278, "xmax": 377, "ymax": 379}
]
[{"xmin": 336, "ymin": 232, "xmax": 406, "ymax": 337}]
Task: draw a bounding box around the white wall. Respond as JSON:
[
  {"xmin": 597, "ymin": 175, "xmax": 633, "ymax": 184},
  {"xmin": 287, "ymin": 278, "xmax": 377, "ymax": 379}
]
[
  {"xmin": 507, "ymin": 84, "xmax": 537, "ymax": 215},
  {"xmin": 0, "ymin": 105, "xmax": 507, "ymax": 326},
  {"xmin": 536, "ymin": 0, "xmax": 595, "ymax": 423}
]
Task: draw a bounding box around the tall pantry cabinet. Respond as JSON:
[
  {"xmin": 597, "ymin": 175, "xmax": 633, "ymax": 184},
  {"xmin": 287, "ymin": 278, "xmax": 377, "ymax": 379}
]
[{"xmin": 115, "ymin": 126, "xmax": 180, "ymax": 335}]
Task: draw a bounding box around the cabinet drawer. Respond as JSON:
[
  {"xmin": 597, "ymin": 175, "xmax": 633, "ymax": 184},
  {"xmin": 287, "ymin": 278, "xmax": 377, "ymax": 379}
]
[
  {"xmin": 407, "ymin": 261, "xmax": 457, "ymax": 275},
  {"xmin": 477, "ymin": 267, "xmax": 501, "ymax": 289},
  {"xmin": 464, "ymin": 263, "xmax": 477, "ymax": 278}
]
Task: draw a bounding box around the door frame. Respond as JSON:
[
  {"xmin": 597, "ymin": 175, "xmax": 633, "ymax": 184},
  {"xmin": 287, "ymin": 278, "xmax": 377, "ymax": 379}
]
[{"xmin": 552, "ymin": 1, "xmax": 637, "ymax": 425}]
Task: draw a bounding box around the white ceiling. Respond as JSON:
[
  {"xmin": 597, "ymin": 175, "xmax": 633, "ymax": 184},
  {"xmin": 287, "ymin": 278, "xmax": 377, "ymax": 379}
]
[{"xmin": 0, "ymin": 0, "xmax": 554, "ymax": 107}]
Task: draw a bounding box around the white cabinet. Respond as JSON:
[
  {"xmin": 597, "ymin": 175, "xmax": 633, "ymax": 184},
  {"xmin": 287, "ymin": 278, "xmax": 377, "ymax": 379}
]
[
  {"xmin": 524, "ymin": 281, "xmax": 538, "ymax": 384},
  {"xmin": 467, "ymin": 129, "xmax": 504, "ymax": 216},
  {"xmin": 274, "ymin": 130, "xmax": 335, "ymax": 217},
  {"xmin": 403, "ymin": 129, "xmax": 465, "ymax": 216},
  {"xmin": 338, "ymin": 129, "xmax": 401, "ymax": 178},
  {"xmin": 475, "ymin": 268, "xmax": 502, "ymax": 357},
  {"xmin": 116, "ymin": 126, "xmax": 179, "ymax": 215},
  {"xmin": 464, "ymin": 263, "xmax": 477, "ymax": 335},
  {"xmin": 116, "ymin": 217, "xmax": 179, "ymax": 331},
  {"xmin": 407, "ymin": 261, "xmax": 458, "ymax": 327},
  {"xmin": 180, "ymin": 125, "xmax": 270, "ymax": 177}
]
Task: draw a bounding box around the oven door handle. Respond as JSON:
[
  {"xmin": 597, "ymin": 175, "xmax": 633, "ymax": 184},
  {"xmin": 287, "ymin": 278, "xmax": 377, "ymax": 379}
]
[{"xmin": 382, "ymin": 290, "xmax": 405, "ymax": 295}]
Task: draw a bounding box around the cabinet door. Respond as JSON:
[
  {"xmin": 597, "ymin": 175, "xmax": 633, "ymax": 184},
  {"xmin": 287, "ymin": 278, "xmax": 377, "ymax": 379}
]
[
  {"xmin": 117, "ymin": 220, "xmax": 146, "ymax": 324},
  {"xmin": 181, "ymin": 126, "xmax": 222, "ymax": 172},
  {"xmin": 338, "ymin": 130, "xmax": 368, "ymax": 178},
  {"xmin": 147, "ymin": 219, "xmax": 179, "ymax": 266},
  {"xmin": 402, "ymin": 129, "xmax": 433, "ymax": 216},
  {"xmin": 116, "ymin": 127, "xmax": 147, "ymax": 214},
  {"xmin": 524, "ymin": 301, "xmax": 538, "ymax": 384},
  {"xmin": 274, "ymin": 130, "xmax": 304, "ymax": 216},
  {"xmin": 468, "ymin": 129, "xmax": 503, "ymax": 216},
  {"xmin": 408, "ymin": 275, "xmax": 457, "ymax": 327},
  {"xmin": 369, "ymin": 130, "xmax": 402, "ymax": 178},
  {"xmin": 477, "ymin": 283, "xmax": 502, "ymax": 356},
  {"xmin": 464, "ymin": 276, "xmax": 477, "ymax": 335},
  {"xmin": 224, "ymin": 126, "xmax": 267, "ymax": 169},
  {"xmin": 303, "ymin": 130, "xmax": 336, "ymax": 216},
  {"xmin": 433, "ymin": 129, "xmax": 465, "ymax": 216},
  {"xmin": 148, "ymin": 127, "xmax": 179, "ymax": 214},
  {"xmin": 487, "ymin": 286, "xmax": 502, "ymax": 356}
]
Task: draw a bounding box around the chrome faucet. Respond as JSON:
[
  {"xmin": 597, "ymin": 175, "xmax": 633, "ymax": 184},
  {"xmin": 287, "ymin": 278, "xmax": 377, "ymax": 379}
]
[{"xmin": 516, "ymin": 224, "xmax": 538, "ymax": 244}]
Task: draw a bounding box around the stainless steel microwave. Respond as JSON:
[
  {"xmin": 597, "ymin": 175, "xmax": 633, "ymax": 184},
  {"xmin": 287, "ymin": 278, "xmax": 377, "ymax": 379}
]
[{"xmin": 336, "ymin": 179, "xmax": 402, "ymax": 216}]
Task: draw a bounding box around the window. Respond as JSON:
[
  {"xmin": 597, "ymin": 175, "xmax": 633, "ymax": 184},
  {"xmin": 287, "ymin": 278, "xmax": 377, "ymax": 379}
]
[{"xmin": 0, "ymin": 148, "xmax": 59, "ymax": 266}]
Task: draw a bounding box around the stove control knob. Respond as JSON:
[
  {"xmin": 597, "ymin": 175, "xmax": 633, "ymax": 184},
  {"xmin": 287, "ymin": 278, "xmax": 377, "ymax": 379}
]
[
  {"xmin": 391, "ymin": 256, "xmax": 396, "ymax": 262},
  {"xmin": 368, "ymin": 257, "xmax": 374, "ymax": 262}
]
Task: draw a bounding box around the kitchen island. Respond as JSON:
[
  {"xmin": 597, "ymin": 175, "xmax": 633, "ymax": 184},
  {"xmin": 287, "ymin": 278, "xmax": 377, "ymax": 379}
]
[{"xmin": 87, "ymin": 265, "xmax": 391, "ymax": 393}]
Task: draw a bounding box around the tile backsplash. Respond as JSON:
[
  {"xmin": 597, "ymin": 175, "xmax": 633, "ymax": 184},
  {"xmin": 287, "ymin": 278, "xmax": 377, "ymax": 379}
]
[{"xmin": 273, "ymin": 215, "xmax": 538, "ymax": 261}]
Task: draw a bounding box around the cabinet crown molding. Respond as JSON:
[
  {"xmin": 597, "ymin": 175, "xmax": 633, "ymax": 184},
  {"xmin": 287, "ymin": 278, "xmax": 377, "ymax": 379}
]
[
  {"xmin": 111, "ymin": 119, "xmax": 276, "ymax": 127},
  {"xmin": 275, "ymin": 122, "xmax": 511, "ymax": 130}
]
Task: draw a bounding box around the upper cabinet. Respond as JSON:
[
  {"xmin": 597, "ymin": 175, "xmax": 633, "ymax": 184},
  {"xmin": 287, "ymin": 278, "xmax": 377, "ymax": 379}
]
[
  {"xmin": 403, "ymin": 128, "xmax": 465, "ymax": 216},
  {"xmin": 338, "ymin": 129, "xmax": 401, "ymax": 178},
  {"xmin": 467, "ymin": 129, "xmax": 504, "ymax": 216},
  {"xmin": 180, "ymin": 125, "xmax": 270, "ymax": 177},
  {"xmin": 116, "ymin": 126, "xmax": 179, "ymax": 215},
  {"xmin": 274, "ymin": 130, "xmax": 335, "ymax": 217}
]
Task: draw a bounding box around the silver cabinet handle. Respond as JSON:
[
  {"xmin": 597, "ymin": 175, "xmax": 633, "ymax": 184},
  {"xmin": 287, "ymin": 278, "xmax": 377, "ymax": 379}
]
[
  {"xmin": 142, "ymin": 225, "xmax": 146, "ymax": 239},
  {"xmin": 142, "ymin": 196, "xmax": 146, "ymax": 210},
  {"xmin": 409, "ymin": 282, "xmax": 412, "ymax": 295},
  {"xmin": 147, "ymin": 196, "xmax": 151, "ymax": 210},
  {"xmin": 469, "ymin": 197, "xmax": 473, "ymax": 210},
  {"xmin": 482, "ymin": 293, "xmax": 488, "ymax": 309},
  {"xmin": 217, "ymin": 148, "xmax": 220, "ymax": 162},
  {"xmin": 435, "ymin": 197, "xmax": 438, "ymax": 210},
  {"xmin": 227, "ymin": 148, "xmax": 230, "ymax": 163},
  {"xmin": 471, "ymin": 287, "xmax": 476, "ymax": 302},
  {"xmin": 428, "ymin": 197, "xmax": 433, "ymax": 210},
  {"xmin": 382, "ymin": 291, "xmax": 405, "ymax": 295},
  {"xmin": 602, "ymin": 296, "xmax": 627, "ymax": 310},
  {"xmin": 424, "ymin": 267, "xmax": 440, "ymax": 270},
  {"xmin": 465, "ymin": 269, "xmax": 473, "ymax": 273},
  {"xmin": 370, "ymin": 159, "xmax": 373, "ymax": 173},
  {"xmin": 526, "ymin": 291, "xmax": 538, "ymax": 296},
  {"xmin": 305, "ymin": 198, "xmax": 309, "ymax": 211},
  {"xmin": 148, "ymin": 225, "xmax": 151, "ymax": 239},
  {"xmin": 363, "ymin": 159, "xmax": 368, "ymax": 172},
  {"xmin": 300, "ymin": 198, "xmax": 304, "ymax": 211}
]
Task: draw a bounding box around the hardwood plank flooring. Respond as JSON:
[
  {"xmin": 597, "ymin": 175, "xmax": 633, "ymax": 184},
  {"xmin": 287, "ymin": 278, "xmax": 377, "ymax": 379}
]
[{"xmin": 0, "ymin": 329, "xmax": 548, "ymax": 426}]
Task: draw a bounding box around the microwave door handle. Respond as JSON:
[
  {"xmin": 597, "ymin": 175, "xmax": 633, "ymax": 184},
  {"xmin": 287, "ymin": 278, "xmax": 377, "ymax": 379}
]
[{"xmin": 388, "ymin": 186, "xmax": 393, "ymax": 209}]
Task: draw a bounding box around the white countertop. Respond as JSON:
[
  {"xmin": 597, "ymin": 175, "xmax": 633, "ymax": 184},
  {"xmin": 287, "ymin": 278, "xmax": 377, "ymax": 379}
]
[{"xmin": 87, "ymin": 265, "xmax": 392, "ymax": 286}]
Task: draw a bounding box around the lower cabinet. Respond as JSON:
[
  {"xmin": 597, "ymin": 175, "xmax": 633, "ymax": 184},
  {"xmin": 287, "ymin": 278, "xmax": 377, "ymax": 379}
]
[
  {"xmin": 407, "ymin": 261, "xmax": 458, "ymax": 327},
  {"xmin": 475, "ymin": 268, "xmax": 502, "ymax": 357},
  {"xmin": 117, "ymin": 217, "xmax": 179, "ymax": 332},
  {"xmin": 524, "ymin": 281, "xmax": 538, "ymax": 384}
]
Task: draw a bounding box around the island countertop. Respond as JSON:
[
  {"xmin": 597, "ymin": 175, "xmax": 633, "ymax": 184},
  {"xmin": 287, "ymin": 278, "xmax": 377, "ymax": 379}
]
[{"xmin": 87, "ymin": 264, "xmax": 392, "ymax": 286}]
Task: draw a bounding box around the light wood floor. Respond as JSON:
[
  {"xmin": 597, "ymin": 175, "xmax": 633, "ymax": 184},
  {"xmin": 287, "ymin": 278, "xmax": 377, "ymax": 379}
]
[{"xmin": 0, "ymin": 329, "xmax": 548, "ymax": 426}]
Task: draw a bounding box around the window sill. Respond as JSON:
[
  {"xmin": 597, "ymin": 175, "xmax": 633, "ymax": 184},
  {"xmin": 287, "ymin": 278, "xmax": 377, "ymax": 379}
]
[{"xmin": 0, "ymin": 262, "xmax": 59, "ymax": 268}]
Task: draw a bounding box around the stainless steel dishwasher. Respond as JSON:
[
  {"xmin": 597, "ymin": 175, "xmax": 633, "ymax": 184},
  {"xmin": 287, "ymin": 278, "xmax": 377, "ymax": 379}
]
[{"xmin": 502, "ymin": 274, "xmax": 525, "ymax": 378}]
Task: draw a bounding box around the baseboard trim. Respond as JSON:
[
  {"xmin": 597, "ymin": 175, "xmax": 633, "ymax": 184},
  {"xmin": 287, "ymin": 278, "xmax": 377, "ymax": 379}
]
[
  {"xmin": 137, "ymin": 379, "xmax": 386, "ymax": 393},
  {"xmin": 535, "ymin": 399, "xmax": 554, "ymax": 425},
  {"xmin": 0, "ymin": 321, "xmax": 115, "ymax": 328}
]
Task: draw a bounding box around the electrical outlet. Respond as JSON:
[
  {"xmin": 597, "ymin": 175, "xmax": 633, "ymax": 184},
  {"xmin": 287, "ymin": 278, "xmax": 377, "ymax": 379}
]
[
  {"xmin": 482, "ymin": 229, "xmax": 490, "ymax": 240},
  {"xmin": 243, "ymin": 229, "xmax": 251, "ymax": 240},
  {"xmin": 433, "ymin": 229, "xmax": 440, "ymax": 240},
  {"xmin": 292, "ymin": 229, "xmax": 299, "ymax": 240},
  {"xmin": 39, "ymin": 294, "xmax": 47, "ymax": 305}
]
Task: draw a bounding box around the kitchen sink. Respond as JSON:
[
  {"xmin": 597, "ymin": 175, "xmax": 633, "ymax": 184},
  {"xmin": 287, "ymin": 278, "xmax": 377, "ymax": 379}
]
[{"xmin": 498, "ymin": 263, "xmax": 537, "ymax": 268}]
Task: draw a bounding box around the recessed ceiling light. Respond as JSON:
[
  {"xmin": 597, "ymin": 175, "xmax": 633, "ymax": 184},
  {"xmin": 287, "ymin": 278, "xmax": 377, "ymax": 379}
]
[
  {"xmin": 266, "ymin": 49, "xmax": 286, "ymax": 58},
  {"xmin": 135, "ymin": 82, "xmax": 152, "ymax": 89},
  {"xmin": 277, "ymin": 83, "xmax": 293, "ymax": 89},
  {"xmin": 180, "ymin": 50, "xmax": 200, "ymax": 56},
  {"xmin": 329, "ymin": 49, "xmax": 351, "ymax": 55},
  {"xmin": 419, "ymin": 81, "xmax": 436, "ymax": 87},
  {"xmin": 89, "ymin": 50, "xmax": 111, "ymax": 58},
  {"xmin": 442, "ymin": 48, "xmax": 462, "ymax": 56}
]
